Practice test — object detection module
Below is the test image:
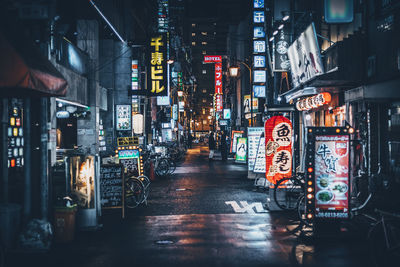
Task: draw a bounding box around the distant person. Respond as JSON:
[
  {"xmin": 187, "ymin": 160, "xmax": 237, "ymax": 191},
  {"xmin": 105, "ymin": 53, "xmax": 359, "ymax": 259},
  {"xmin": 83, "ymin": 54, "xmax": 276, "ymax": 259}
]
[
  {"xmin": 220, "ymin": 131, "xmax": 227, "ymax": 161},
  {"xmin": 188, "ymin": 134, "xmax": 193, "ymax": 148},
  {"xmin": 208, "ymin": 132, "xmax": 216, "ymax": 161}
]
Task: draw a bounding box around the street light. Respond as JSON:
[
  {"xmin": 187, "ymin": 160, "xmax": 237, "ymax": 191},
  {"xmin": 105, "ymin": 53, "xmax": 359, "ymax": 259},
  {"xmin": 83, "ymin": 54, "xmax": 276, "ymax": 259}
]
[{"xmin": 229, "ymin": 60, "xmax": 254, "ymax": 127}]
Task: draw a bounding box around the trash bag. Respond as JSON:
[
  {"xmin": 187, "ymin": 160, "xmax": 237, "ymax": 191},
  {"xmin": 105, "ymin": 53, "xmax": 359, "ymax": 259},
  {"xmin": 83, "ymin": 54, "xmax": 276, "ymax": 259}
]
[{"xmin": 19, "ymin": 219, "xmax": 53, "ymax": 250}]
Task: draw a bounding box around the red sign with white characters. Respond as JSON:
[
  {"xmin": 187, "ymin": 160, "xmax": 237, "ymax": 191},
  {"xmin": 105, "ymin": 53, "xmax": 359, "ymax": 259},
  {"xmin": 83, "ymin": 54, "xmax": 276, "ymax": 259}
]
[
  {"xmin": 215, "ymin": 63, "xmax": 222, "ymax": 94},
  {"xmin": 204, "ymin": 55, "xmax": 222, "ymax": 63},
  {"xmin": 265, "ymin": 116, "xmax": 292, "ymax": 184},
  {"xmin": 215, "ymin": 94, "xmax": 223, "ymax": 112},
  {"xmin": 314, "ymin": 135, "xmax": 349, "ymax": 219}
]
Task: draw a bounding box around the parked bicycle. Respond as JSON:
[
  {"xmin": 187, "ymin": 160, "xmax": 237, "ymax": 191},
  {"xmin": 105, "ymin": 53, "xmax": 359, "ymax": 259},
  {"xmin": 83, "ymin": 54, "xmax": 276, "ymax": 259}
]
[
  {"xmin": 368, "ymin": 208, "xmax": 400, "ymax": 266},
  {"xmin": 273, "ymin": 168, "xmax": 305, "ymax": 211},
  {"xmin": 125, "ymin": 174, "xmax": 150, "ymax": 208}
]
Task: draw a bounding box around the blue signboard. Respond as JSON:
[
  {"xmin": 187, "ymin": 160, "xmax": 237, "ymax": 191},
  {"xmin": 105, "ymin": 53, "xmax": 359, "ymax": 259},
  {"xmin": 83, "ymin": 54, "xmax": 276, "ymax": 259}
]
[
  {"xmin": 324, "ymin": 0, "xmax": 353, "ymax": 23},
  {"xmin": 254, "ymin": 27, "xmax": 265, "ymax": 38},
  {"xmin": 253, "ymin": 11, "xmax": 265, "ymax": 23},
  {"xmin": 254, "ymin": 0, "xmax": 264, "ymax": 8},
  {"xmin": 253, "ymin": 85, "xmax": 266, "ymax": 98},
  {"xmin": 254, "ymin": 55, "xmax": 266, "ymax": 68}
]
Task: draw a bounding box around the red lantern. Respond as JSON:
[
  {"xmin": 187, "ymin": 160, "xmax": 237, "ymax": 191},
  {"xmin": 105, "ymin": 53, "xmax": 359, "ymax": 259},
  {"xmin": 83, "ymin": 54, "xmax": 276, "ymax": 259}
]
[{"xmin": 265, "ymin": 116, "xmax": 293, "ymax": 185}]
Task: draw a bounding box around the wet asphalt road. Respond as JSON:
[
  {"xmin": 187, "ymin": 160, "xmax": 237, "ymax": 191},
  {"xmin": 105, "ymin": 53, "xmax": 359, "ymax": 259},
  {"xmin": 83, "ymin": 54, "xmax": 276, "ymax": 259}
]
[{"xmin": 8, "ymin": 145, "xmax": 372, "ymax": 267}]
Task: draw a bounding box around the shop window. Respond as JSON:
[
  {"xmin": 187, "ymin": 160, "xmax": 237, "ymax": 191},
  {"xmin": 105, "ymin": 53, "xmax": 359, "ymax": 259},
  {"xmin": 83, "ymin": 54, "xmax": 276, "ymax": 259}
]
[
  {"xmin": 192, "ymin": 41, "xmax": 196, "ymax": 46},
  {"xmin": 57, "ymin": 117, "xmax": 77, "ymax": 149}
]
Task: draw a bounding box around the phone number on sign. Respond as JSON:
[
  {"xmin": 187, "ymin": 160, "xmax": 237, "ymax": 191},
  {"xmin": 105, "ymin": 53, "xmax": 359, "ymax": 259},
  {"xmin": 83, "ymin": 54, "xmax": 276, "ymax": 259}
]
[{"xmin": 316, "ymin": 212, "xmax": 348, "ymax": 218}]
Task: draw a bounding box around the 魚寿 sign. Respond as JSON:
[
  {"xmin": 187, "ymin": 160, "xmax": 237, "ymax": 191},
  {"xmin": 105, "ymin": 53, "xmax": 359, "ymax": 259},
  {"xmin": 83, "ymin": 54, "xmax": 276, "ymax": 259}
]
[
  {"xmin": 265, "ymin": 116, "xmax": 292, "ymax": 184},
  {"xmin": 148, "ymin": 34, "xmax": 167, "ymax": 96}
]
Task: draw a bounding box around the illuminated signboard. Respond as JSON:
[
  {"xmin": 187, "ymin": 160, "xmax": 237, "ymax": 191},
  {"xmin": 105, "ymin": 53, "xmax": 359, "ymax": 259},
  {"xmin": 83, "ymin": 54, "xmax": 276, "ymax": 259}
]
[
  {"xmin": 305, "ymin": 127, "xmax": 350, "ymax": 221},
  {"xmin": 253, "ymin": 137, "xmax": 266, "ymax": 173},
  {"xmin": 253, "ymin": 40, "xmax": 266, "ymax": 53},
  {"xmin": 248, "ymin": 127, "xmax": 264, "ymax": 171},
  {"xmin": 254, "ymin": 55, "xmax": 266, "ymax": 68},
  {"xmin": 215, "ymin": 63, "xmax": 222, "ymax": 94},
  {"xmin": 148, "ymin": 34, "xmax": 167, "ymax": 96},
  {"xmin": 203, "ymin": 55, "xmax": 222, "ymax": 63},
  {"xmin": 288, "ymin": 23, "xmax": 324, "ymax": 88},
  {"xmin": 179, "ymin": 101, "xmax": 185, "ymax": 112},
  {"xmin": 253, "ymin": 70, "xmax": 266, "ymax": 83},
  {"xmin": 296, "ymin": 92, "xmax": 331, "ymax": 111},
  {"xmin": 172, "ymin": 104, "xmax": 178, "ymax": 120},
  {"xmin": 223, "ymin": 109, "xmax": 231, "ymax": 119},
  {"xmin": 324, "ymin": 0, "xmax": 353, "ymax": 23},
  {"xmin": 131, "ymin": 60, "xmax": 139, "ymax": 90},
  {"xmin": 235, "ymin": 137, "xmax": 247, "ymax": 163},
  {"xmin": 253, "ymin": 85, "xmax": 266, "ymax": 98},
  {"xmin": 244, "ymin": 95, "xmax": 259, "ymax": 113},
  {"xmin": 265, "ymin": 116, "xmax": 292, "ymax": 184},
  {"xmin": 158, "ymin": 0, "xmax": 169, "ymax": 32},
  {"xmin": 117, "ymin": 137, "xmax": 139, "ymax": 146},
  {"xmin": 230, "ymin": 130, "xmax": 244, "ymax": 153},
  {"xmin": 219, "ymin": 120, "xmax": 228, "ymax": 126},
  {"xmin": 273, "ymin": 30, "xmax": 291, "ymax": 72},
  {"xmin": 116, "ymin": 105, "xmax": 131, "ymax": 131},
  {"xmin": 118, "ymin": 149, "xmax": 140, "ymax": 159},
  {"xmin": 215, "ymin": 94, "xmax": 223, "ymax": 112},
  {"xmin": 254, "ymin": 27, "xmax": 265, "ymax": 38},
  {"xmin": 254, "ymin": 0, "xmax": 264, "ymax": 8},
  {"xmin": 253, "ymin": 11, "xmax": 265, "ymax": 23}
]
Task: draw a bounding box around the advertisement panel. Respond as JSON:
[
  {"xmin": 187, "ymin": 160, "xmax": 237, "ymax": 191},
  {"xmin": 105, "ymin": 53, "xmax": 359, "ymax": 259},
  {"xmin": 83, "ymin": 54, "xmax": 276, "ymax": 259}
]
[
  {"xmin": 131, "ymin": 60, "xmax": 139, "ymax": 90},
  {"xmin": 148, "ymin": 34, "xmax": 167, "ymax": 96},
  {"xmin": 235, "ymin": 137, "xmax": 247, "ymax": 163},
  {"xmin": 247, "ymin": 127, "xmax": 264, "ymax": 171},
  {"xmin": 223, "ymin": 109, "xmax": 231, "ymax": 119},
  {"xmin": 253, "ymin": 85, "xmax": 266, "ymax": 98},
  {"xmin": 230, "ymin": 130, "xmax": 244, "ymax": 153},
  {"xmin": 215, "ymin": 63, "xmax": 222, "ymax": 94},
  {"xmin": 203, "ymin": 55, "xmax": 222, "ymax": 63},
  {"xmin": 215, "ymin": 94, "xmax": 223, "ymax": 112},
  {"xmin": 244, "ymin": 95, "xmax": 259, "ymax": 113},
  {"xmin": 314, "ymin": 134, "xmax": 350, "ymax": 219},
  {"xmin": 273, "ymin": 30, "xmax": 291, "ymax": 72},
  {"xmin": 265, "ymin": 116, "xmax": 292, "ymax": 184},
  {"xmin": 116, "ymin": 105, "xmax": 131, "ymax": 131},
  {"xmin": 324, "ymin": 0, "xmax": 354, "ymax": 23},
  {"xmin": 287, "ymin": 23, "xmax": 324, "ymax": 88}
]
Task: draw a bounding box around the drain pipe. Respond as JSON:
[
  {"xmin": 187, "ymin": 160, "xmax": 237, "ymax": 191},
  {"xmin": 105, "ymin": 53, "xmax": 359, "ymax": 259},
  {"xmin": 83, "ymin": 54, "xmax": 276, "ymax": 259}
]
[
  {"xmin": 1, "ymin": 99, "xmax": 8, "ymax": 204},
  {"xmin": 40, "ymin": 98, "xmax": 49, "ymax": 220},
  {"xmin": 23, "ymin": 98, "xmax": 32, "ymax": 221}
]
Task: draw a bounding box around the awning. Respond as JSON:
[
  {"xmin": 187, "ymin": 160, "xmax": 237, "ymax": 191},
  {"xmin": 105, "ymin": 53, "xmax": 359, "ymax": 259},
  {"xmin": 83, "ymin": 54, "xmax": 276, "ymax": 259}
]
[
  {"xmin": 345, "ymin": 78, "xmax": 400, "ymax": 102},
  {"xmin": 0, "ymin": 27, "xmax": 67, "ymax": 97}
]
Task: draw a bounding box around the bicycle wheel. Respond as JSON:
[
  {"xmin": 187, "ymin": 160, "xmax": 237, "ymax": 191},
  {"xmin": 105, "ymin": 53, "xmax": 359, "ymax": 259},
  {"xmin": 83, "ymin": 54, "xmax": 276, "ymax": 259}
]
[
  {"xmin": 137, "ymin": 175, "xmax": 150, "ymax": 200},
  {"xmin": 155, "ymin": 159, "xmax": 170, "ymax": 177},
  {"xmin": 274, "ymin": 176, "xmax": 304, "ymax": 210},
  {"xmin": 167, "ymin": 159, "xmax": 176, "ymax": 174},
  {"xmin": 125, "ymin": 178, "xmax": 145, "ymax": 208},
  {"xmin": 297, "ymin": 195, "xmax": 312, "ymax": 227},
  {"xmin": 369, "ymin": 219, "xmax": 400, "ymax": 266}
]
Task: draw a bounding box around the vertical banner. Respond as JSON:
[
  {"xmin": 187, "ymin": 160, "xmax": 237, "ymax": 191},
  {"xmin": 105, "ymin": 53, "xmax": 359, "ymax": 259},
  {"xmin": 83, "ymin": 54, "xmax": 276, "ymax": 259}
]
[
  {"xmin": 215, "ymin": 62, "xmax": 222, "ymax": 94},
  {"xmin": 116, "ymin": 105, "xmax": 132, "ymax": 131},
  {"xmin": 265, "ymin": 116, "xmax": 292, "ymax": 184},
  {"xmin": 253, "ymin": 137, "xmax": 266, "ymax": 173},
  {"xmin": 235, "ymin": 137, "xmax": 248, "ymax": 163},
  {"xmin": 148, "ymin": 34, "xmax": 167, "ymax": 96},
  {"xmin": 273, "ymin": 29, "xmax": 290, "ymax": 72},
  {"xmin": 215, "ymin": 94, "xmax": 223, "ymax": 112},
  {"xmin": 247, "ymin": 127, "xmax": 264, "ymax": 171}
]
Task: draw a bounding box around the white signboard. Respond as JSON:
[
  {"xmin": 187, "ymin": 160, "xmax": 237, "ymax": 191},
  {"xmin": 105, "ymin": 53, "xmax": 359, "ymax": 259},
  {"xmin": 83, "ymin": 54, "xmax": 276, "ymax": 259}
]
[
  {"xmin": 116, "ymin": 105, "xmax": 131, "ymax": 131},
  {"xmin": 253, "ymin": 137, "xmax": 266, "ymax": 173},
  {"xmin": 253, "ymin": 85, "xmax": 266, "ymax": 98},
  {"xmin": 253, "ymin": 41, "xmax": 266, "ymax": 53},
  {"xmin": 288, "ymin": 23, "xmax": 324, "ymax": 88},
  {"xmin": 253, "ymin": 70, "xmax": 266, "ymax": 83},
  {"xmin": 248, "ymin": 127, "xmax": 264, "ymax": 171},
  {"xmin": 254, "ymin": 55, "xmax": 266, "ymax": 68}
]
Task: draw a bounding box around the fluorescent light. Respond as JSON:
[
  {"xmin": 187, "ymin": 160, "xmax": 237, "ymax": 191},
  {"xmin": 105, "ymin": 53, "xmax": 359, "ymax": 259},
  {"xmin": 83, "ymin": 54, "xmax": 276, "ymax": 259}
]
[
  {"xmin": 283, "ymin": 15, "xmax": 290, "ymax": 21},
  {"xmin": 278, "ymin": 24, "xmax": 284, "ymax": 30},
  {"xmin": 269, "ymin": 36, "xmax": 274, "ymax": 42},
  {"xmin": 273, "ymin": 30, "xmax": 278, "ymax": 36}
]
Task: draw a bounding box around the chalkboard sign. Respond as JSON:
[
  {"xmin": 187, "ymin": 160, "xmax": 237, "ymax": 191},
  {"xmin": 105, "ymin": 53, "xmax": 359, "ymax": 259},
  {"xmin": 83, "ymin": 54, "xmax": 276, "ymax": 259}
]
[{"xmin": 100, "ymin": 164, "xmax": 124, "ymax": 217}]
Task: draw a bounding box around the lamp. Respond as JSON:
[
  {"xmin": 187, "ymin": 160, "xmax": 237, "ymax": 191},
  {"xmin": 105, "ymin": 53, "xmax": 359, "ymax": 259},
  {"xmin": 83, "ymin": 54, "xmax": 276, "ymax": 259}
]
[
  {"xmin": 229, "ymin": 66, "xmax": 239, "ymax": 77},
  {"xmin": 167, "ymin": 59, "xmax": 174, "ymax": 64},
  {"xmin": 177, "ymin": 91, "xmax": 183, "ymax": 97}
]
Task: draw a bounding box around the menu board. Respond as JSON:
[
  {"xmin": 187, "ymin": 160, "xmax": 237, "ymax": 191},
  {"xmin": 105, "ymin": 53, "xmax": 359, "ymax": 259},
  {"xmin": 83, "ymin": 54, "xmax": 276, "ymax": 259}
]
[
  {"xmin": 247, "ymin": 127, "xmax": 264, "ymax": 171},
  {"xmin": 235, "ymin": 137, "xmax": 247, "ymax": 163},
  {"xmin": 100, "ymin": 164, "xmax": 124, "ymax": 209},
  {"xmin": 253, "ymin": 137, "xmax": 266, "ymax": 173},
  {"xmin": 314, "ymin": 135, "xmax": 349, "ymax": 219}
]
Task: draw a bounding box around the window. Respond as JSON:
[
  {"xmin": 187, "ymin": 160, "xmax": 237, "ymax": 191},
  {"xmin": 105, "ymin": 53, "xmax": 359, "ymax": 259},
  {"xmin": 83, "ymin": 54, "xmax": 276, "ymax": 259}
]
[
  {"xmin": 202, "ymin": 108, "xmax": 205, "ymax": 114},
  {"xmin": 202, "ymin": 70, "xmax": 206, "ymax": 74},
  {"xmin": 192, "ymin": 23, "xmax": 196, "ymax": 27},
  {"xmin": 202, "ymin": 89, "xmax": 207, "ymax": 93},
  {"xmin": 192, "ymin": 42, "xmax": 196, "ymax": 46},
  {"xmin": 192, "ymin": 32, "xmax": 196, "ymax": 36},
  {"xmin": 202, "ymin": 99, "xmax": 207, "ymax": 103},
  {"xmin": 201, "ymin": 32, "xmax": 207, "ymax": 36},
  {"xmin": 201, "ymin": 42, "xmax": 207, "ymax": 45},
  {"xmin": 202, "ymin": 51, "xmax": 207, "ymax": 55}
]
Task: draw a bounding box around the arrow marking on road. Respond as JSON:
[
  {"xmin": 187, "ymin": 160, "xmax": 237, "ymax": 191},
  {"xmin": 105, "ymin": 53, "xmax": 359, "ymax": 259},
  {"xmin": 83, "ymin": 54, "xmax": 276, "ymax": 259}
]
[{"xmin": 225, "ymin": 201, "xmax": 268, "ymax": 214}]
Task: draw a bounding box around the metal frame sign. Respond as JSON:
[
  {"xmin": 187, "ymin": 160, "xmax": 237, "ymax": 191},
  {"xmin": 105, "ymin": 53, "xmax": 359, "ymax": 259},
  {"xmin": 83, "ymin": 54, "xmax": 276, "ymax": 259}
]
[
  {"xmin": 116, "ymin": 105, "xmax": 131, "ymax": 131},
  {"xmin": 230, "ymin": 130, "xmax": 244, "ymax": 153},
  {"xmin": 148, "ymin": 34, "xmax": 167, "ymax": 96},
  {"xmin": 247, "ymin": 127, "xmax": 264, "ymax": 171},
  {"xmin": 235, "ymin": 137, "xmax": 247, "ymax": 163},
  {"xmin": 305, "ymin": 127, "xmax": 350, "ymax": 221},
  {"xmin": 253, "ymin": 137, "xmax": 266, "ymax": 173},
  {"xmin": 288, "ymin": 23, "xmax": 324, "ymax": 88},
  {"xmin": 265, "ymin": 116, "xmax": 292, "ymax": 184}
]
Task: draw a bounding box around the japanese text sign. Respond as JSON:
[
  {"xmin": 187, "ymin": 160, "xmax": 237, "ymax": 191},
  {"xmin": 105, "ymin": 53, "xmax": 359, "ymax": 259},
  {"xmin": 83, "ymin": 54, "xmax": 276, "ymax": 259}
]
[
  {"xmin": 215, "ymin": 63, "xmax": 223, "ymax": 94},
  {"xmin": 265, "ymin": 116, "xmax": 292, "ymax": 184},
  {"xmin": 116, "ymin": 105, "xmax": 131, "ymax": 131},
  {"xmin": 248, "ymin": 127, "xmax": 264, "ymax": 171},
  {"xmin": 215, "ymin": 94, "xmax": 223, "ymax": 112},
  {"xmin": 148, "ymin": 34, "xmax": 167, "ymax": 96}
]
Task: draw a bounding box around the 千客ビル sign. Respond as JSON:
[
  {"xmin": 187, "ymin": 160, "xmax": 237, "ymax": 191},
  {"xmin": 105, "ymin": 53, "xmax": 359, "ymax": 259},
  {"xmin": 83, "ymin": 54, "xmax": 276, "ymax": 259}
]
[
  {"xmin": 148, "ymin": 34, "xmax": 167, "ymax": 96},
  {"xmin": 305, "ymin": 127, "xmax": 350, "ymax": 221}
]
